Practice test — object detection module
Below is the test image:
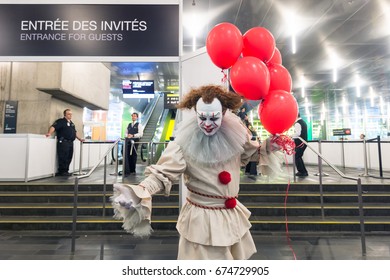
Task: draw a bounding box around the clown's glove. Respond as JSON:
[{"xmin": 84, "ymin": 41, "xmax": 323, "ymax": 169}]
[
  {"xmin": 266, "ymin": 136, "xmax": 282, "ymax": 152},
  {"xmin": 112, "ymin": 184, "xmax": 141, "ymax": 210}
]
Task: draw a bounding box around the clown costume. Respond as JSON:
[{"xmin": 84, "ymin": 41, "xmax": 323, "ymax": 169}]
[{"xmin": 111, "ymin": 85, "xmax": 282, "ymax": 260}]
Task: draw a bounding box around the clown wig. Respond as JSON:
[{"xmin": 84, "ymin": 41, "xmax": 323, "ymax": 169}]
[{"xmin": 176, "ymin": 85, "xmax": 242, "ymax": 112}]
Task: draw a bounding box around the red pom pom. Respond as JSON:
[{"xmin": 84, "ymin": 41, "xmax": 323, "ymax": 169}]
[
  {"xmin": 225, "ymin": 198, "xmax": 237, "ymax": 209},
  {"xmin": 218, "ymin": 171, "xmax": 231, "ymax": 184}
]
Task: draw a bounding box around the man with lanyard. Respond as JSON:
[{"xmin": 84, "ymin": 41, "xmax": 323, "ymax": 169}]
[
  {"xmin": 46, "ymin": 109, "xmax": 84, "ymax": 176},
  {"xmin": 124, "ymin": 112, "xmax": 144, "ymax": 176}
]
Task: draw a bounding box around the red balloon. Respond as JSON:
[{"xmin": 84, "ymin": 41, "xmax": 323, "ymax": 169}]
[
  {"xmin": 242, "ymin": 27, "xmax": 276, "ymax": 63},
  {"xmin": 258, "ymin": 90, "xmax": 298, "ymax": 134},
  {"xmin": 230, "ymin": 57, "xmax": 270, "ymax": 100},
  {"xmin": 206, "ymin": 23, "xmax": 243, "ymax": 69},
  {"xmin": 268, "ymin": 63, "xmax": 292, "ymax": 92},
  {"xmin": 268, "ymin": 47, "xmax": 282, "ymax": 65}
]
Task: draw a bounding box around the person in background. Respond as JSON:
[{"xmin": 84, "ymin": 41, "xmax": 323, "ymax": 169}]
[
  {"xmin": 237, "ymin": 106, "xmax": 247, "ymax": 121},
  {"xmin": 124, "ymin": 112, "xmax": 144, "ymax": 176},
  {"xmin": 45, "ymin": 109, "xmax": 84, "ymax": 176},
  {"xmin": 242, "ymin": 114, "xmax": 251, "ymax": 127},
  {"xmin": 292, "ymin": 113, "xmax": 308, "ymax": 177},
  {"xmin": 245, "ymin": 122, "xmax": 259, "ymax": 178}
]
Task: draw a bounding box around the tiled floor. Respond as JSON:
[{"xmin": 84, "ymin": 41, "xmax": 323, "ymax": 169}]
[
  {"xmin": 0, "ymin": 163, "xmax": 389, "ymax": 260},
  {"xmin": 0, "ymin": 230, "xmax": 389, "ymax": 260}
]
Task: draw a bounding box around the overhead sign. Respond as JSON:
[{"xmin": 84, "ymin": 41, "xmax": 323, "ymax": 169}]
[
  {"xmin": 0, "ymin": 4, "xmax": 179, "ymax": 57},
  {"xmin": 164, "ymin": 92, "xmax": 180, "ymax": 109},
  {"xmin": 123, "ymin": 80, "xmax": 155, "ymax": 99},
  {"xmin": 333, "ymin": 128, "xmax": 351, "ymax": 136},
  {"xmin": 3, "ymin": 101, "xmax": 18, "ymax": 134}
]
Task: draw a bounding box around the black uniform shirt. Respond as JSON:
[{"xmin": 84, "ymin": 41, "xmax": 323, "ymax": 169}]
[{"xmin": 52, "ymin": 118, "xmax": 77, "ymax": 141}]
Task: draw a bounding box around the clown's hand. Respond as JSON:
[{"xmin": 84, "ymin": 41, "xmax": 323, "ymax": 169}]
[
  {"xmin": 111, "ymin": 184, "xmax": 153, "ymax": 238},
  {"xmin": 112, "ymin": 184, "xmax": 141, "ymax": 210},
  {"xmin": 266, "ymin": 135, "xmax": 282, "ymax": 152}
]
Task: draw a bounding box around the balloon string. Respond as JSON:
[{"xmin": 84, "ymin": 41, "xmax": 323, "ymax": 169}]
[
  {"xmin": 221, "ymin": 69, "xmax": 228, "ymax": 84},
  {"xmin": 271, "ymin": 134, "xmax": 295, "ymax": 155},
  {"xmin": 283, "ymin": 153, "xmax": 298, "ymax": 260}
]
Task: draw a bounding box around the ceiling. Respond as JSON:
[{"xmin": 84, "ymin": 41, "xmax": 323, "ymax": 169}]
[{"xmin": 110, "ymin": 0, "xmax": 390, "ymax": 112}]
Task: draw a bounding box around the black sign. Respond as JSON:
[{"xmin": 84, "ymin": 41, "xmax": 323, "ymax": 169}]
[
  {"xmin": 0, "ymin": 4, "xmax": 179, "ymax": 57},
  {"xmin": 123, "ymin": 80, "xmax": 155, "ymax": 99},
  {"xmin": 3, "ymin": 101, "xmax": 18, "ymax": 134},
  {"xmin": 164, "ymin": 93, "xmax": 180, "ymax": 109},
  {"xmin": 333, "ymin": 128, "xmax": 351, "ymax": 136}
]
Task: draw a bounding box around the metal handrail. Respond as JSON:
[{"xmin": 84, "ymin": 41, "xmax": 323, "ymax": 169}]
[
  {"xmin": 150, "ymin": 141, "xmax": 170, "ymax": 164},
  {"xmin": 71, "ymin": 138, "xmax": 121, "ymax": 253},
  {"xmin": 296, "ymin": 136, "xmax": 366, "ymax": 256}
]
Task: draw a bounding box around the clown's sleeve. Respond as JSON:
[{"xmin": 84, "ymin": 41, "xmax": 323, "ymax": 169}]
[{"xmin": 110, "ymin": 142, "xmax": 186, "ymax": 237}]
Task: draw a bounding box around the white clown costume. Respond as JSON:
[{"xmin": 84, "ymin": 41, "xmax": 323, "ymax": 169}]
[{"xmin": 111, "ymin": 85, "xmax": 281, "ymax": 260}]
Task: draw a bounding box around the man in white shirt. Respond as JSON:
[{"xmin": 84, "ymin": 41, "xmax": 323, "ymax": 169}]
[
  {"xmin": 293, "ymin": 113, "xmax": 308, "ymax": 177},
  {"xmin": 124, "ymin": 112, "xmax": 144, "ymax": 175}
]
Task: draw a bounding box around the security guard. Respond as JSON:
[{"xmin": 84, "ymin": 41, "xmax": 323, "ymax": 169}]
[
  {"xmin": 46, "ymin": 109, "xmax": 84, "ymax": 176},
  {"xmin": 124, "ymin": 112, "xmax": 143, "ymax": 176}
]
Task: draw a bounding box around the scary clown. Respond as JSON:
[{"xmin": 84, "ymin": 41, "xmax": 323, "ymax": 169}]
[{"xmin": 111, "ymin": 84, "xmax": 282, "ymax": 260}]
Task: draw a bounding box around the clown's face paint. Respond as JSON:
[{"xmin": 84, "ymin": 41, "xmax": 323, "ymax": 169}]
[{"xmin": 196, "ymin": 98, "xmax": 223, "ymax": 136}]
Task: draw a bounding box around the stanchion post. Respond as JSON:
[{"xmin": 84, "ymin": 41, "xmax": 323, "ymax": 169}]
[
  {"xmin": 73, "ymin": 141, "xmax": 86, "ymax": 176},
  {"xmin": 147, "ymin": 141, "xmax": 151, "ymax": 166},
  {"xmin": 341, "ymin": 138, "xmax": 345, "ymax": 169},
  {"xmin": 357, "ymin": 178, "xmax": 366, "ymax": 256},
  {"xmin": 121, "ymin": 138, "xmax": 127, "ymax": 183},
  {"xmin": 315, "ymin": 140, "xmax": 329, "ymax": 177},
  {"xmin": 115, "ymin": 141, "xmax": 119, "ymax": 174},
  {"xmin": 317, "ymin": 140, "xmax": 325, "ymax": 219},
  {"xmin": 377, "ymin": 136, "xmax": 383, "ymax": 178},
  {"xmin": 103, "ymin": 156, "xmax": 107, "ymax": 217},
  {"xmin": 360, "ymin": 137, "xmax": 369, "ymax": 177},
  {"xmin": 71, "ymin": 176, "xmax": 79, "ymax": 253},
  {"xmin": 292, "ymin": 152, "xmax": 296, "ymax": 183}
]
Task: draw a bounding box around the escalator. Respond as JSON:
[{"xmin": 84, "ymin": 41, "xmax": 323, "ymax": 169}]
[
  {"xmin": 140, "ymin": 95, "xmax": 165, "ymax": 145},
  {"xmin": 138, "ymin": 95, "xmax": 171, "ymax": 163},
  {"xmin": 111, "ymin": 94, "xmax": 176, "ymax": 165}
]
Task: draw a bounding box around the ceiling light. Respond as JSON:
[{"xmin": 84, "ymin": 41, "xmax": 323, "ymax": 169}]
[
  {"xmin": 355, "ymin": 74, "xmax": 361, "ymax": 98},
  {"xmin": 369, "ymin": 86, "xmax": 375, "ymax": 107},
  {"xmin": 300, "ymin": 75, "xmax": 305, "ymax": 98}
]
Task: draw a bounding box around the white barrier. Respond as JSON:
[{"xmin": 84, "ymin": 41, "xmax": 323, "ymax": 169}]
[
  {"xmin": 0, "ymin": 134, "xmax": 56, "ymax": 181},
  {"xmin": 300, "ymin": 140, "xmax": 390, "ymax": 172},
  {"xmin": 0, "ymin": 134, "xmax": 114, "ymax": 182}
]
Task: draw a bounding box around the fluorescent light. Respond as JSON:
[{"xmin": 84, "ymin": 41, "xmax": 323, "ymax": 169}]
[
  {"xmin": 369, "ymin": 86, "xmax": 375, "ymax": 107},
  {"xmin": 291, "ymin": 35, "xmax": 296, "ymax": 54},
  {"xmin": 300, "ymin": 75, "xmax": 305, "ymax": 98},
  {"xmin": 333, "ymin": 68, "xmax": 338, "ymax": 83},
  {"xmin": 355, "ymin": 74, "xmax": 361, "ymax": 98}
]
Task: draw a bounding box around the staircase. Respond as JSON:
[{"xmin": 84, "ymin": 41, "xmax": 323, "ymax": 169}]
[
  {"xmin": 1, "ymin": 181, "xmax": 390, "ymax": 232},
  {"xmin": 0, "ymin": 183, "xmax": 178, "ymax": 231}
]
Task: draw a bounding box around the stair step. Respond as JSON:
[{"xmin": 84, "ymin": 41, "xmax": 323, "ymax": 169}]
[
  {"xmin": 1, "ymin": 202, "xmax": 389, "ymax": 209},
  {"xmin": 0, "ymin": 181, "xmax": 389, "ymax": 232},
  {"xmin": 1, "ymin": 215, "xmax": 389, "ymax": 225}
]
